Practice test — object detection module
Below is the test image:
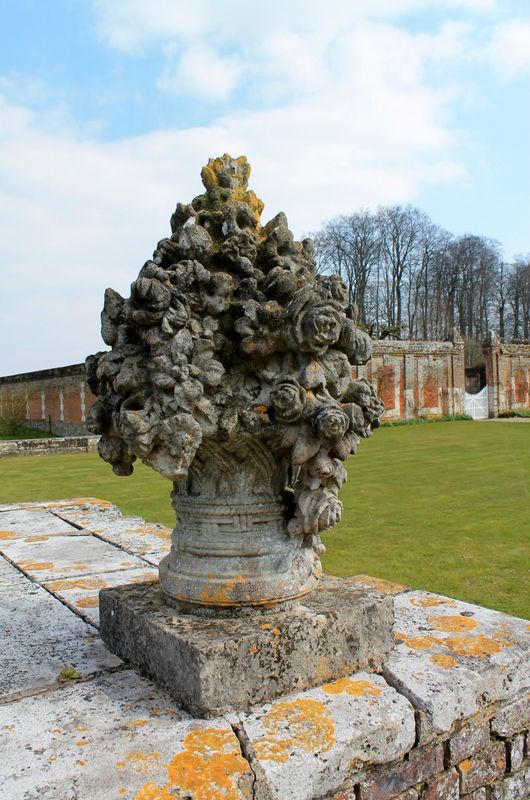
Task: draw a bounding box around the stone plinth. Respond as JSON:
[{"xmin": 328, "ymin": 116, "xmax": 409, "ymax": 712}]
[{"xmin": 99, "ymin": 576, "xmax": 394, "ymax": 718}]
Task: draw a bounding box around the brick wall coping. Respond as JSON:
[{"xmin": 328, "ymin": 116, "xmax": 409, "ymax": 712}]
[{"xmin": 0, "ymin": 362, "xmax": 86, "ymax": 385}]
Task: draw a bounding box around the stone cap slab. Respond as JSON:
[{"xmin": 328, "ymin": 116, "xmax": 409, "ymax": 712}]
[
  {"xmin": 384, "ymin": 590, "xmax": 530, "ymax": 734},
  {"xmin": 231, "ymin": 672, "xmax": 416, "ymax": 800}
]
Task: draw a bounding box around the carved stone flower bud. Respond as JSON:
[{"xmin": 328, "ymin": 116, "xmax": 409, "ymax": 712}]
[
  {"xmin": 338, "ymin": 319, "xmax": 372, "ymax": 364},
  {"xmin": 313, "ymin": 405, "xmax": 349, "ymax": 441},
  {"xmin": 302, "ymin": 301, "xmax": 341, "ymax": 353},
  {"xmin": 270, "ymin": 378, "xmax": 306, "ymax": 423}
]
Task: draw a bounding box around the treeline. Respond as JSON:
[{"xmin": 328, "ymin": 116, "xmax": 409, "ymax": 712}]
[{"xmin": 313, "ymin": 206, "xmax": 530, "ymax": 362}]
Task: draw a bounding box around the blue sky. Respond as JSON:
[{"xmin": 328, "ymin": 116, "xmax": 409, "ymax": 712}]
[{"xmin": 0, "ymin": 0, "xmax": 529, "ymax": 374}]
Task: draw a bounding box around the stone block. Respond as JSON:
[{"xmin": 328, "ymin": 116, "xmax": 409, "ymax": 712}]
[
  {"xmin": 423, "ymin": 768, "xmax": 459, "ymax": 800},
  {"xmin": 100, "ymin": 576, "xmax": 394, "ymax": 717},
  {"xmin": 448, "ymin": 722, "xmax": 490, "ymax": 765},
  {"xmin": 236, "ymin": 671, "xmax": 415, "ymax": 800},
  {"xmin": 491, "ymin": 695, "xmax": 530, "ymax": 737},
  {"xmin": 490, "ymin": 764, "xmax": 530, "ymax": 800},
  {"xmin": 507, "ymin": 734, "xmax": 526, "ymax": 773},
  {"xmin": 385, "ymin": 591, "xmax": 530, "ymax": 735},
  {"xmin": 358, "ymin": 744, "xmax": 444, "ymax": 800},
  {"xmin": 0, "ymin": 574, "xmax": 120, "ymax": 701},
  {"xmin": 458, "ymin": 741, "xmax": 506, "ymax": 793},
  {"xmin": 0, "ymin": 669, "xmax": 254, "ymax": 800},
  {"xmin": 0, "ymin": 531, "xmax": 145, "ymax": 581}
]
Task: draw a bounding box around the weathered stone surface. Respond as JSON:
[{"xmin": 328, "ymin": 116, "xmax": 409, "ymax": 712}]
[
  {"xmin": 458, "ymin": 741, "xmax": 506, "ymax": 793},
  {"xmin": 447, "ymin": 722, "xmax": 490, "ymax": 765},
  {"xmin": 0, "ymin": 532, "xmax": 146, "ymax": 581},
  {"xmin": 56, "ymin": 504, "xmax": 172, "ymax": 564},
  {"xmin": 44, "ymin": 567, "xmax": 158, "ymax": 626},
  {"xmin": 462, "ymin": 790, "xmax": 488, "ymax": 800},
  {"xmin": 423, "ymin": 768, "xmax": 459, "ymax": 800},
  {"xmin": 0, "ymin": 669, "xmax": 253, "ymax": 800},
  {"xmin": 506, "ymin": 734, "xmax": 525, "ymax": 773},
  {"xmin": 0, "ymin": 574, "xmax": 121, "ymax": 701},
  {"xmin": 384, "ymin": 590, "xmax": 530, "ymax": 734},
  {"xmin": 0, "ymin": 554, "xmax": 29, "ymax": 587},
  {"xmin": 490, "ymin": 764, "xmax": 530, "ymax": 800},
  {"xmin": 0, "ymin": 508, "xmax": 78, "ymax": 537},
  {"xmin": 358, "ymin": 744, "xmax": 444, "ymax": 800},
  {"xmin": 100, "ymin": 576, "xmax": 394, "ymax": 717},
  {"xmin": 235, "ymin": 672, "xmax": 415, "ymax": 800},
  {"xmin": 87, "ymin": 154, "xmax": 383, "ymax": 608},
  {"xmin": 491, "ymin": 695, "xmax": 530, "ymax": 737}
]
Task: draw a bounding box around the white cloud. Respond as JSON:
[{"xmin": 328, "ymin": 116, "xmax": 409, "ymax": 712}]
[
  {"xmin": 91, "ymin": 0, "xmax": 502, "ymax": 102},
  {"xmin": 158, "ymin": 45, "xmax": 242, "ymax": 99},
  {"xmin": 485, "ymin": 20, "xmax": 530, "ymax": 79}
]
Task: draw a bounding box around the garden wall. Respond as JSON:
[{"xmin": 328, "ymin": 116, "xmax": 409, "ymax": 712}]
[
  {"xmin": 0, "ymin": 364, "xmax": 95, "ymax": 436},
  {"xmin": 484, "ymin": 333, "xmax": 530, "ymax": 417},
  {"xmin": 355, "ymin": 333, "xmax": 466, "ymax": 421}
]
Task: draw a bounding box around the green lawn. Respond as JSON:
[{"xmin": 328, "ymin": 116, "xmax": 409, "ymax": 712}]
[{"xmin": 1, "ymin": 421, "xmax": 528, "ymax": 618}]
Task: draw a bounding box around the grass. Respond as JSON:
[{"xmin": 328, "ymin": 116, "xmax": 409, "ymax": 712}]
[{"xmin": 1, "ymin": 421, "xmax": 528, "ymax": 618}]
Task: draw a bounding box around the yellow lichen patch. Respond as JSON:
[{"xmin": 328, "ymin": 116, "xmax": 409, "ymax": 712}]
[
  {"xmin": 428, "ymin": 615, "xmax": 478, "ymax": 633},
  {"xmin": 196, "ymin": 575, "xmax": 245, "ymax": 606},
  {"xmin": 136, "ymin": 727, "xmax": 252, "ymax": 800},
  {"xmin": 19, "ymin": 561, "xmax": 55, "ymax": 571},
  {"xmin": 445, "ymin": 633, "xmax": 512, "ymax": 659},
  {"xmin": 322, "ymin": 677, "xmax": 382, "ymax": 698},
  {"xmin": 130, "ymin": 573, "xmax": 159, "ymax": 584},
  {"xmin": 136, "ymin": 782, "xmax": 176, "ymax": 800},
  {"xmin": 430, "ymin": 653, "xmax": 458, "ymax": 669},
  {"xmin": 253, "ymin": 698, "xmax": 336, "ymax": 763},
  {"xmin": 0, "ymin": 531, "xmax": 17, "ymax": 540},
  {"xmin": 24, "ymin": 535, "xmax": 50, "ymax": 542},
  {"xmin": 71, "ymin": 564, "xmax": 89, "ymax": 571},
  {"xmin": 76, "ymin": 596, "xmax": 99, "ymax": 609},
  {"xmin": 350, "ymin": 576, "xmax": 405, "ymax": 595},
  {"xmin": 76, "ymin": 760, "xmax": 86, "ymax": 767},
  {"xmin": 76, "ymin": 739, "xmax": 91, "ymax": 747},
  {"xmin": 123, "ymin": 720, "xmax": 148, "ymax": 729},
  {"xmin": 399, "ymin": 634, "xmax": 442, "ymax": 650},
  {"xmin": 47, "ymin": 577, "xmax": 109, "ymax": 591},
  {"xmin": 459, "ymin": 758, "xmax": 472, "ymax": 772},
  {"xmin": 409, "ymin": 596, "xmax": 456, "ymax": 608},
  {"xmin": 116, "ymin": 752, "xmax": 161, "ymax": 774},
  {"xmin": 150, "ymin": 709, "xmax": 177, "ymax": 718}
]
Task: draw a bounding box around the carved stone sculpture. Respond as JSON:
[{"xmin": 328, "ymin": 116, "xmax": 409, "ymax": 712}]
[{"xmin": 87, "ymin": 154, "xmax": 383, "ymax": 608}]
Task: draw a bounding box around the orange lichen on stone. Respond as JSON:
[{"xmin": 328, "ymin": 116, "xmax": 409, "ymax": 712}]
[
  {"xmin": 399, "ymin": 634, "xmax": 442, "ymax": 650},
  {"xmin": 430, "ymin": 653, "xmax": 458, "ymax": 669},
  {"xmin": 445, "ymin": 633, "xmax": 513, "ymax": 658},
  {"xmin": 24, "ymin": 535, "xmax": 50, "ymax": 542},
  {"xmin": 350, "ymin": 576, "xmax": 405, "ymax": 595},
  {"xmin": 459, "ymin": 758, "xmax": 473, "ymax": 772},
  {"xmin": 116, "ymin": 752, "xmax": 161, "ymax": 774},
  {"xmin": 409, "ymin": 596, "xmax": 456, "ymax": 608},
  {"xmin": 19, "ymin": 561, "xmax": 55, "ymax": 571},
  {"xmin": 136, "ymin": 782, "xmax": 176, "ymax": 800},
  {"xmin": 252, "ymin": 698, "xmax": 336, "ymax": 763},
  {"xmin": 0, "ymin": 531, "xmax": 17, "ymax": 540},
  {"xmin": 322, "ymin": 677, "xmax": 382, "ymax": 698},
  {"xmin": 76, "ymin": 596, "xmax": 99, "ymax": 608},
  {"xmin": 136, "ymin": 728, "xmax": 252, "ymax": 800},
  {"xmin": 47, "ymin": 577, "xmax": 108, "ymax": 591},
  {"xmin": 428, "ymin": 615, "xmax": 478, "ymax": 633}
]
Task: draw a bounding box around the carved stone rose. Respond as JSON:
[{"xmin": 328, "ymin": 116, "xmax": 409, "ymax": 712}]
[{"xmin": 87, "ymin": 154, "xmax": 384, "ymax": 607}]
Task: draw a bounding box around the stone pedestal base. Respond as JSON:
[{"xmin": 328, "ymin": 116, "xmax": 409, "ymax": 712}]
[{"xmin": 99, "ymin": 576, "xmax": 394, "ymax": 718}]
